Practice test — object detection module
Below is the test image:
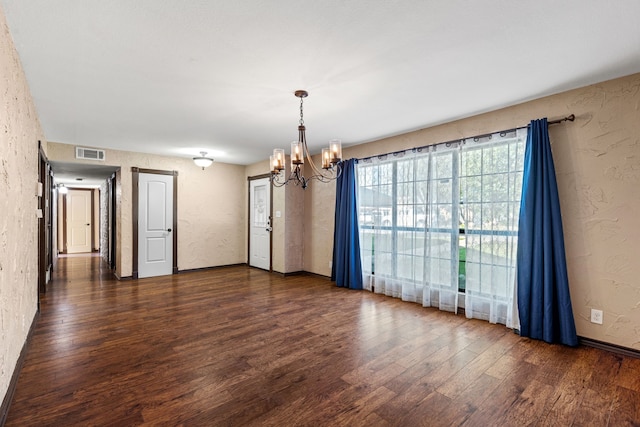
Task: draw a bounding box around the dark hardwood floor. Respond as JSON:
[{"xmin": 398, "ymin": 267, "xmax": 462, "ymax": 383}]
[{"xmin": 6, "ymin": 256, "xmax": 640, "ymax": 426}]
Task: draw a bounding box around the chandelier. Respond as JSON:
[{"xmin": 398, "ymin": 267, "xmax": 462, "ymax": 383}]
[{"xmin": 270, "ymin": 90, "xmax": 342, "ymax": 189}]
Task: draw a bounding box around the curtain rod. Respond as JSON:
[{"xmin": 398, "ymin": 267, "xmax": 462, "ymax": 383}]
[
  {"xmin": 479, "ymin": 113, "xmax": 576, "ymax": 139},
  {"xmin": 358, "ymin": 114, "xmax": 575, "ymax": 162},
  {"xmin": 543, "ymin": 113, "xmax": 575, "ymax": 126}
]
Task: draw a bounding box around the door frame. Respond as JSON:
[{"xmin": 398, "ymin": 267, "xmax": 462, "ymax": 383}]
[
  {"xmin": 37, "ymin": 141, "xmax": 50, "ymax": 299},
  {"xmin": 109, "ymin": 172, "xmax": 117, "ymax": 270},
  {"xmin": 247, "ymin": 174, "xmax": 273, "ymax": 271},
  {"xmin": 132, "ymin": 167, "xmax": 178, "ymax": 279},
  {"xmin": 62, "ymin": 188, "xmax": 94, "ymax": 254},
  {"xmin": 60, "ymin": 192, "xmax": 67, "ymax": 254}
]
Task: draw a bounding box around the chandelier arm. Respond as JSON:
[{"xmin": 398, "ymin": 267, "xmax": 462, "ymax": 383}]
[
  {"xmin": 272, "ymin": 159, "xmax": 341, "ymax": 186},
  {"xmin": 304, "ymin": 145, "xmax": 324, "ymax": 176},
  {"xmin": 304, "ymin": 165, "xmax": 342, "ymax": 183},
  {"xmin": 270, "ymin": 173, "xmax": 288, "ymax": 187},
  {"xmin": 301, "ymin": 136, "xmax": 333, "ymax": 179},
  {"xmin": 308, "ymin": 156, "xmax": 338, "ymax": 180},
  {"xmin": 300, "ymin": 160, "xmax": 343, "ymax": 183}
]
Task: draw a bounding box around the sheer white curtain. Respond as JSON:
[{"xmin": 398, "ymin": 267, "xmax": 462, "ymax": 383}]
[
  {"xmin": 357, "ymin": 130, "xmax": 526, "ymax": 328},
  {"xmin": 358, "ymin": 142, "xmax": 461, "ymax": 313},
  {"xmin": 460, "ymin": 129, "xmax": 527, "ymax": 328},
  {"xmin": 422, "ymin": 144, "xmax": 460, "ymax": 312}
]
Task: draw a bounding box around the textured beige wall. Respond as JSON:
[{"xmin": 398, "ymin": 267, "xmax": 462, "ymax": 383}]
[
  {"xmin": 271, "ymin": 183, "xmax": 286, "ymax": 273},
  {"xmin": 303, "ymin": 163, "xmax": 336, "ymax": 275},
  {"xmin": 99, "ymin": 181, "xmax": 109, "ymax": 261},
  {"xmin": 304, "ymin": 73, "xmax": 640, "ymax": 350},
  {"xmin": 115, "ymin": 168, "xmax": 123, "ymax": 275},
  {"xmin": 284, "ymin": 183, "xmax": 304, "ymax": 273},
  {"xmin": 0, "ymin": 5, "xmax": 43, "ymax": 405},
  {"xmin": 46, "ymin": 142, "xmax": 247, "ymax": 277}
]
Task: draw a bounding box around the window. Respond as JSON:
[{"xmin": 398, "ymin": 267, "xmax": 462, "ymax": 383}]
[
  {"xmin": 357, "ymin": 129, "xmax": 527, "ymax": 327},
  {"xmin": 460, "ymin": 131, "xmax": 525, "ymax": 325}
]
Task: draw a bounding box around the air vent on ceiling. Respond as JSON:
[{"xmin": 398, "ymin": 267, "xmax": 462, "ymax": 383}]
[{"xmin": 75, "ymin": 146, "xmax": 105, "ymax": 161}]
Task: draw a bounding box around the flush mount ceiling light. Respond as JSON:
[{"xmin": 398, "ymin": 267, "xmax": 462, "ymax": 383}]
[
  {"xmin": 193, "ymin": 151, "xmax": 214, "ymax": 170},
  {"xmin": 270, "ymin": 90, "xmax": 342, "ymax": 189}
]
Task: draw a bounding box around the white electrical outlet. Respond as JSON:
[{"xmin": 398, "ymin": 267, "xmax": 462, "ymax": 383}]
[{"xmin": 590, "ymin": 309, "xmax": 603, "ymax": 324}]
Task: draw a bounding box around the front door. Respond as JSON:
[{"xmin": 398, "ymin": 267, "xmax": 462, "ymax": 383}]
[
  {"xmin": 138, "ymin": 172, "xmax": 174, "ymax": 278},
  {"xmin": 66, "ymin": 189, "xmax": 92, "ymax": 253},
  {"xmin": 249, "ymin": 177, "xmax": 271, "ymax": 270}
]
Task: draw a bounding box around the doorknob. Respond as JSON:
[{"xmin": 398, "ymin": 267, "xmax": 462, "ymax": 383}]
[
  {"xmin": 86, "ymin": 223, "xmax": 90, "ymax": 226},
  {"xmin": 266, "ymin": 226, "xmax": 273, "ymax": 232},
  {"xmin": 167, "ymin": 228, "xmax": 172, "ymax": 232}
]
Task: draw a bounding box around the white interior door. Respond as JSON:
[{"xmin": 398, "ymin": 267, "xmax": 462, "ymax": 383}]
[
  {"xmin": 249, "ymin": 178, "xmax": 271, "ymax": 270},
  {"xmin": 66, "ymin": 189, "xmax": 92, "ymax": 253},
  {"xmin": 138, "ymin": 173, "xmax": 173, "ymax": 278}
]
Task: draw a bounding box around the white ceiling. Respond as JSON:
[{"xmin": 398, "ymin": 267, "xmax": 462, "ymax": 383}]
[{"xmin": 3, "ymin": 0, "xmax": 640, "ymax": 166}]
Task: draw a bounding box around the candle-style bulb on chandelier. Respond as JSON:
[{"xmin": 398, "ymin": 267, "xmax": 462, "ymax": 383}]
[{"xmin": 270, "ymin": 90, "xmax": 342, "ymax": 189}]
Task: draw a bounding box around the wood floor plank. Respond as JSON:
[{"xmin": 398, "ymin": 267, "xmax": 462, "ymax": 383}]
[
  {"xmin": 329, "ymin": 385, "xmax": 397, "ymax": 426},
  {"xmin": 5, "ymin": 255, "xmax": 640, "ymax": 426},
  {"xmin": 436, "ymin": 331, "xmax": 519, "ymax": 399},
  {"xmin": 616, "ymin": 356, "xmax": 640, "ymax": 392},
  {"xmin": 454, "ymin": 372, "xmax": 501, "ymax": 413},
  {"xmin": 535, "ymin": 346, "xmax": 601, "ymax": 426},
  {"xmin": 393, "ymin": 390, "xmax": 460, "ymax": 427},
  {"xmin": 608, "ymin": 385, "xmax": 640, "ymax": 426},
  {"xmin": 499, "ymin": 379, "xmax": 556, "ymax": 426},
  {"xmin": 571, "ymin": 388, "xmax": 614, "ymax": 426},
  {"xmin": 462, "ymin": 360, "xmax": 539, "ymax": 426}
]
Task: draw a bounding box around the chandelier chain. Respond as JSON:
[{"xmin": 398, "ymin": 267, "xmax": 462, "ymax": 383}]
[{"xmin": 299, "ymin": 97, "xmax": 304, "ymax": 126}]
